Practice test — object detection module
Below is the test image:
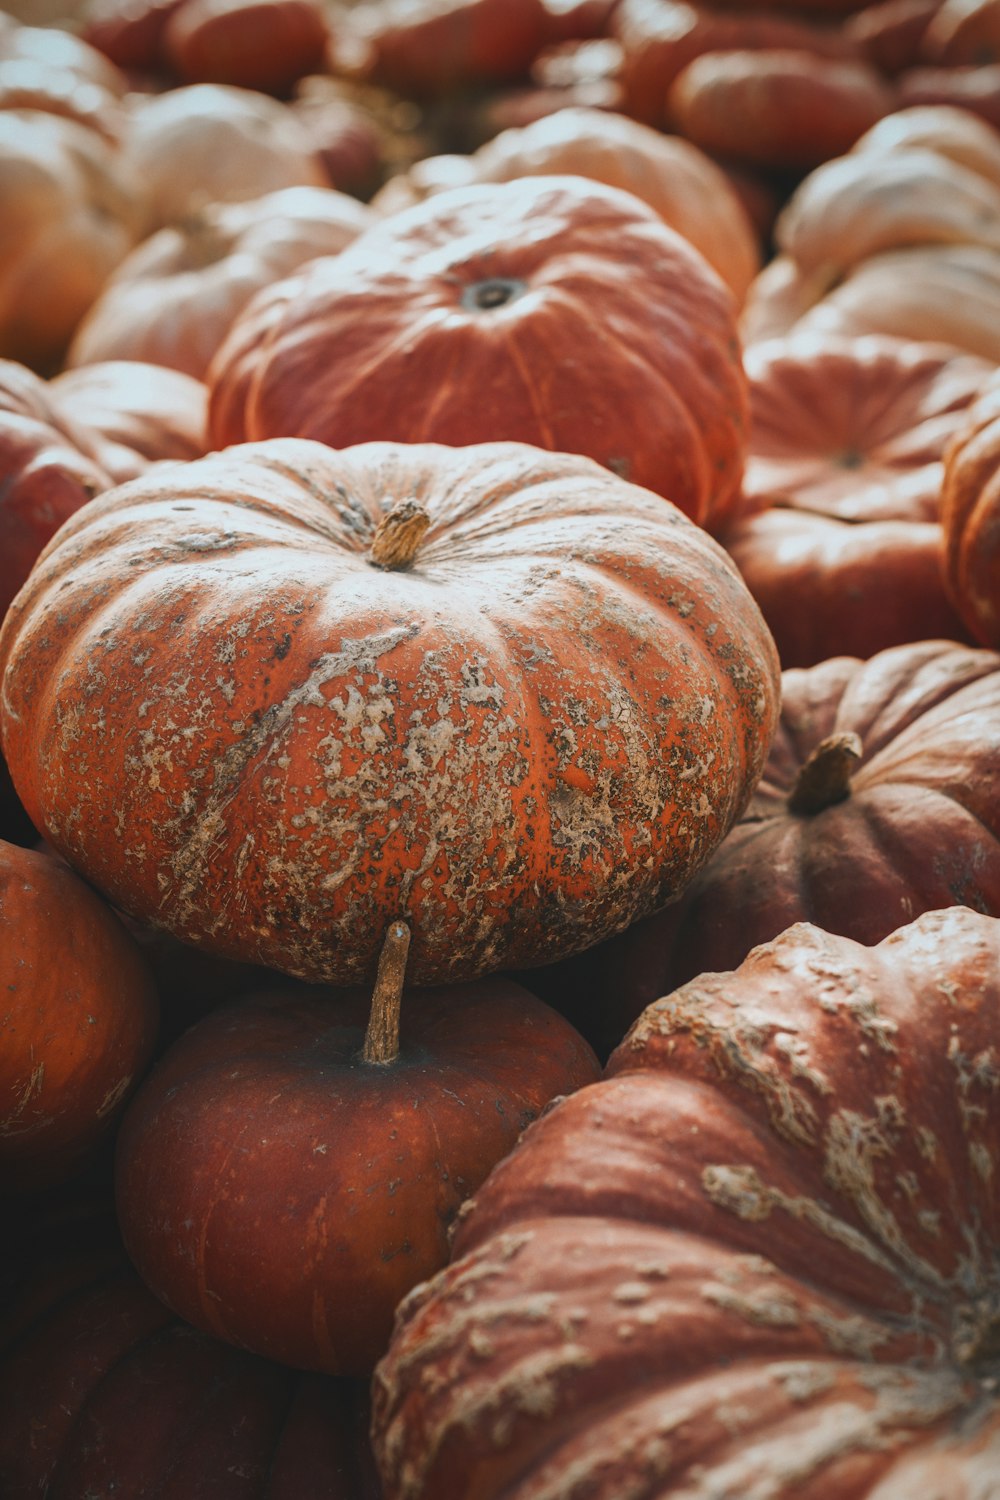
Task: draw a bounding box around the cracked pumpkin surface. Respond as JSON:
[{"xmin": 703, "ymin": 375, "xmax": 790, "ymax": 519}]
[
  {"xmin": 373, "ymin": 907, "xmax": 1000, "ymax": 1498},
  {"xmin": 0, "ymin": 437, "xmax": 778, "ymax": 985}
]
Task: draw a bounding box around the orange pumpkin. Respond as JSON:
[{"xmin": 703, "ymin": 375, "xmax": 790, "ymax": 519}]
[
  {"xmin": 941, "ymin": 370, "xmax": 1000, "ymax": 648},
  {"xmin": 207, "ymin": 175, "xmax": 750, "ymax": 530},
  {"xmin": 0, "ymin": 438, "xmax": 779, "ymax": 986}
]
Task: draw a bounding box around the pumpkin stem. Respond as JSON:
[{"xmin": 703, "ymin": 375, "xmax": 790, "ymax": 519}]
[
  {"xmin": 787, "ymin": 732, "xmax": 863, "ymax": 816},
  {"xmin": 361, "ymin": 920, "xmax": 411, "ymax": 1065},
  {"xmin": 370, "ymin": 500, "xmax": 430, "ymax": 570}
]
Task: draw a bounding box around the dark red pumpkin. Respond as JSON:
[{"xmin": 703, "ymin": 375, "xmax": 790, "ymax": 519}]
[
  {"xmin": 0, "ymin": 439, "xmax": 779, "ymax": 986},
  {"xmin": 0, "ymin": 1224, "xmax": 382, "ymax": 1498},
  {"xmin": 373, "ymin": 906, "xmax": 1000, "ymax": 1497},
  {"xmin": 164, "ymin": 0, "xmax": 329, "ymax": 94},
  {"xmin": 115, "ymin": 923, "xmax": 600, "ymax": 1374},
  {"xmin": 0, "ymin": 840, "xmax": 158, "ymax": 1190},
  {"xmin": 207, "ymin": 175, "xmax": 750, "ymax": 530}
]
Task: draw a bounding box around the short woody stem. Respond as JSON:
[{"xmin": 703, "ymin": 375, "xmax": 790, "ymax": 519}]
[
  {"xmin": 361, "ymin": 921, "xmax": 411, "ymax": 1065},
  {"xmin": 369, "ymin": 500, "xmax": 430, "ymax": 570},
  {"xmin": 788, "ymin": 732, "xmax": 863, "ymax": 816}
]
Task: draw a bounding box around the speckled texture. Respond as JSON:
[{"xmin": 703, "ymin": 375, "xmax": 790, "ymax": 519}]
[
  {"xmin": 0, "ymin": 438, "xmax": 779, "ymax": 985},
  {"xmin": 372, "ymin": 908, "xmax": 1000, "ymax": 1498}
]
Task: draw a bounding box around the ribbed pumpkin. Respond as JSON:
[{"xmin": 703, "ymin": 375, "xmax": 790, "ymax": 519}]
[
  {"xmin": 207, "ymin": 176, "xmax": 750, "ymax": 531},
  {"xmin": 719, "ymin": 333, "xmax": 988, "ymax": 665},
  {"xmin": 941, "ymin": 369, "xmax": 1000, "ymax": 648},
  {"xmin": 373, "ymin": 906, "xmax": 1000, "ymax": 1498},
  {"xmin": 0, "ymin": 437, "xmax": 780, "ymax": 986},
  {"xmin": 581, "ymin": 637, "xmax": 1000, "ymax": 1035}
]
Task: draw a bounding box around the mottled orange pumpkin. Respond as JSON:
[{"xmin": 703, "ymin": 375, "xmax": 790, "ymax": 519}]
[
  {"xmin": 374, "ymin": 905, "xmax": 1000, "ymax": 1498},
  {"xmin": 207, "ymin": 175, "xmax": 750, "ymax": 530},
  {"xmin": 0, "ymin": 438, "xmax": 779, "ymax": 986}
]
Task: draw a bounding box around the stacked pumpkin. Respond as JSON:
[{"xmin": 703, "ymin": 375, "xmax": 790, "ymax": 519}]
[{"xmin": 3, "ymin": 2, "xmax": 1000, "ymax": 1496}]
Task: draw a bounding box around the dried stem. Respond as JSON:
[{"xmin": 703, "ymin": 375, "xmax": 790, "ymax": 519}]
[
  {"xmin": 370, "ymin": 500, "xmax": 430, "ymax": 570},
  {"xmin": 361, "ymin": 920, "xmax": 411, "ymax": 1065},
  {"xmin": 788, "ymin": 732, "xmax": 863, "ymax": 816}
]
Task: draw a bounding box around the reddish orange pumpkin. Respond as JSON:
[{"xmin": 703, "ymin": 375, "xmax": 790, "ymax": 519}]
[
  {"xmin": 115, "ymin": 923, "xmax": 601, "ymax": 1374},
  {"xmin": 164, "ymin": 0, "xmax": 329, "ymax": 93},
  {"xmin": 941, "ymin": 370, "xmax": 1000, "ymax": 648},
  {"xmin": 0, "ymin": 841, "xmax": 158, "ymax": 1190},
  {"xmin": 207, "ymin": 176, "xmax": 750, "ymax": 530},
  {"xmin": 719, "ymin": 333, "xmax": 988, "ymax": 665},
  {"xmin": 373, "ymin": 906, "xmax": 1000, "ymax": 1498},
  {"xmin": 0, "ymin": 438, "xmax": 779, "ymax": 986}
]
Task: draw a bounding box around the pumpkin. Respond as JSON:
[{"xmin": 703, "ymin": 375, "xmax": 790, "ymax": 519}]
[
  {"xmin": 115, "ymin": 921, "xmax": 601, "ymax": 1374},
  {"xmin": 849, "ymin": 103, "xmax": 1000, "ymax": 187},
  {"xmin": 0, "ymin": 59, "xmax": 125, "ymax": 141},
  {"xmin": 164, "ymin": 0, "xmax": 329, "ymax": 93},
  {"xmin": 666, "ymin": 49, "xmax": 895, "ymax": 170},
  {"xmin": 373, "ymin": 905, "xmax": 1000, "ymax": 1498},
  {"xmin": 0, "ymin": 1229, "xmax": 382, "ymax": 1497},
  {"xmin": 48, "ymin": 360, "xmax": 208, "ymax": 483},
  {"xmin": 207, "ymin": 176, "xmax": 750, "ymax": 530},
  {"xmin": 941, "ymin": 370, "xmax": 1000, "ymax": 649},
  {"xmin": 0, "ymin": 110, "xmax": 144, "ymax": 372},
  {"xmin": 369, "ymin": 106, "xmax": 761, "ymax": 303},
  {"xmin": 119, "ymin": 83, "xmax": 327, "ymax": 233},
  {"xmin": 718, "ymin": 333, "xmax": 988, "ymax": 665},
  {"xmin": 337, "ymin": 0, "xmax": 553, "ymax": 98},
  {"xmin": 0, "ymin": 359, "xmax": 115, "ymax": 620},
  {"xmin": 743, "ymin": 243, "xmax": 1000, "ymax": 363},
  {"xmin": 0, "ymin": 437, "xmax": 779, "ymax": 986},
  {"xmin": 612, "ymin": 0, "xmax": 863, "ymax": 128},
  {"xmin": 920, "ymin": 0, "xmax": 1000, "ymax": 64},
  {"xmin": 80, "ymin": 0, "xmax": 188, "ymax": 73},
  {"xmin": 583, "ymin": 637, "xmax": 1000, "ymax": 1035},
  {"xmin": 0, "ymin": 840, "xmax": 158, "ymax": 1191},
  {"xmin": 897, "ymin": 62, "xmax": 1000, "ymax": 127},
  {"xmin": 0, "ymin": 20, "xmax": 128, "ymax": 97},
  {"xmin": 844, "ymin": 0, "xmax": 942, "ymax": 75},
  {"xmin": 66, "ymin": 186, "xmax": 373, "ymax": 379}
]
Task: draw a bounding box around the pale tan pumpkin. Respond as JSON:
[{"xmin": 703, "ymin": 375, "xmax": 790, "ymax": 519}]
[
  {"xmin": 119, "ymin": 83, "xmax": 327, "ymax": 234},
  {"xmin": 67, "ymin": 185, "xmax": 373, "ymax": 379},
  {"xmin": 0, "ymin": 111, "xmax": 144, "ymax": 371}
]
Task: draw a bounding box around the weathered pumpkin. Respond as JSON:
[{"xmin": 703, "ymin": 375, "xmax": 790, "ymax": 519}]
[
  {"xmin": 207, "ymin": 176, "xmax": 750, "ymax": 531},
  {"xmin": 941, "ymin": 369, "xmax": 1000, "ymax": 649},
  {"xmin": 583, "ymin": 637, "xmax": 1000, "ymax": 1034},
  {"xmin": 0, "ymin": 437, "xmax": 779, "ymax": 986},
  {"xmin": 0, "ymin": 840, "xmax": 158, "ymax": 1190},
  {"xmin": 373, "ymin": 905, "xmax": 1000, "ymax": 1498}
]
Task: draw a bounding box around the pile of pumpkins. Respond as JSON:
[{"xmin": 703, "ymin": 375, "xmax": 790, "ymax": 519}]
[{"xmin": 2, "ymin": 0, "xmax": 1000, "ymax": 1494}]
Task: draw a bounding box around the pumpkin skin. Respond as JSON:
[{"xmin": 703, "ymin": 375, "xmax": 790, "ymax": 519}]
[
  {"xmin": 588, "ymin": 638, "xmax": 1000, "ymax": 1030},
  {"xmin": 207, "ymin": 176, "xmax": 750, "ymax": 531},
  {"xmin": 718, "ymin": 334, "xmax": 988, "ymax": 665},
  {"xmin": 0, "ymin": 438, "xmax": 779, "ymax": 986},
  {"xmin": 0, "ymin": 1240, "xmax": 382, "ymax": 1498},
  {"xmin": 373, "ymin": 906, "xmax": 1000, "ymax": 1499},
  {"xmin": 0, "ymin": 841, "xmax": 158, "ymax": 1191},
  {"xmin": 941, "ymin": 370, "xmax": 1000, "ymax": 648},
  {"xmin": 115, "ymin": 965, "xmax": 600, "ymax": 1374},
  {"xmin": 342, "ymin": 0, "xmax": 553, "ymax": 98}
]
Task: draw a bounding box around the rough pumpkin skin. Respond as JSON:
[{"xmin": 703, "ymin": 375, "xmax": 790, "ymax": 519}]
[
  {"xmin": 0, "ymin": 438, "xmax": 779, "ymax": 986},
  {"xmin": 372, "ymin": 907, "xmax": 1000, "ymax": 1499}
]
